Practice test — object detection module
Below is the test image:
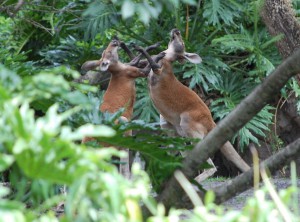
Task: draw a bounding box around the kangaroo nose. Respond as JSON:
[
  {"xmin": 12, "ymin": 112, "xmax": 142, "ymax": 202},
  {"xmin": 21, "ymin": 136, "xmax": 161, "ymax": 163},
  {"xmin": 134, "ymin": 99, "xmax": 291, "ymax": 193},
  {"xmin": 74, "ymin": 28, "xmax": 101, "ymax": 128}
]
[
  {"xmin": 171, "ymin": 28, "xmax": 180, "ymax": 37},
  {"xmin": 111, "ymin": 39, "xmax": 120, "ymax": 47}
]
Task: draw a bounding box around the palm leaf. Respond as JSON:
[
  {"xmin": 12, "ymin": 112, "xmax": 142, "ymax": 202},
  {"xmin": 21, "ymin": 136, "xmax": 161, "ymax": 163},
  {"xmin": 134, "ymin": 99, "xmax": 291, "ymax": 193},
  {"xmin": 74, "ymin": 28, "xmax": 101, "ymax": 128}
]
[
  {"xmin": 203, "ymin": 0, "xmax": 241, "ymax": 26},
  {"xmin": 78, "ymin": 1, "xmax": 120, "ymax": 40}
]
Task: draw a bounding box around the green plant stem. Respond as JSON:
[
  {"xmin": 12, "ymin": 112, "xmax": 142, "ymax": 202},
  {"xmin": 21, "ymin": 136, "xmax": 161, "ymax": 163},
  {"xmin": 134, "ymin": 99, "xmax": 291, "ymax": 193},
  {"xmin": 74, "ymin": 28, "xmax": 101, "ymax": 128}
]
[
  {"xmin": 261, "ymin": 168, "xmax": 292, "ymax": 222},
  {"xmin": 291, "ymin": 161, "xmax": 299, "ymax": 216},
  {"xmin": 202, "ymin": 28, "xmax": 220, "ymax": 46},
  {"xmin": 229, "ymin": 66, "xmax": 249, "ymax": 75},
  {"xmin": 16, "ymin": 30, "xmax": 35, "ymax": 55},
  {"xmin": 229, "ymin": 58, "xmax": 249, "ymax": 68},
  {"xmin": 250, "ymin": 144, "xmax": 259, "ymax": 190},
  {"xmin": 218, "ymin": 54, "xmax": 249, "ymax": 59},
  {"xmin": 190, "ymin": 0, "xmax": 202, "ymax": 40}
]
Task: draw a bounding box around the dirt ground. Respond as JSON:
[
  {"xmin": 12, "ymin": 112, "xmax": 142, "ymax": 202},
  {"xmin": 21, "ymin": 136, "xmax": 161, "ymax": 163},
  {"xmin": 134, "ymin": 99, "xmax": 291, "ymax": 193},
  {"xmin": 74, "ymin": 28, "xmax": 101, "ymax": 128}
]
[{"xmin": 203, "ymin": 177, "xmax": 300, "ymax": 210}]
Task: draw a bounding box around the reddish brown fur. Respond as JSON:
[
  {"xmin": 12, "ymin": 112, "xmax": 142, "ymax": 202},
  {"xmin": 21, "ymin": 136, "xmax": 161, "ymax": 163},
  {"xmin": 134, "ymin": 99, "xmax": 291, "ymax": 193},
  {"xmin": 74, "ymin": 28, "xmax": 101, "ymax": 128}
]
[
  {"xmin": 143, "ymin": 29, "xmax": 250, "ymax": 173},
  {"xmin": 81, "ymin": 40, "xmax": 146, "ymax": 144},
  {"xmin": 100, "ymin": 64, "xmax": 145, "ymax": 120},
  {"xmin": 152, "ymin": 60, "xmax": 215, "ymax": 133}
]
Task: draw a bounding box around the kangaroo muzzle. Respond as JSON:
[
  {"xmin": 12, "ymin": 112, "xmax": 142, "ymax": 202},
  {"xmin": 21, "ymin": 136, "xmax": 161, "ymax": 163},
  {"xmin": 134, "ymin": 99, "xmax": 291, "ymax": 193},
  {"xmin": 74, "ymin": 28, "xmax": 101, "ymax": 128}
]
[
  {"xmin": 170, "ymin": 29, "xmax": 181, "ymax": 38},
  {"xmin": 169, "ymin": 29, "xmax": 185, "ymax": 54},
  {"xmin": 111, "ymin": 39, "xmax": 120, "ymax": 47}
]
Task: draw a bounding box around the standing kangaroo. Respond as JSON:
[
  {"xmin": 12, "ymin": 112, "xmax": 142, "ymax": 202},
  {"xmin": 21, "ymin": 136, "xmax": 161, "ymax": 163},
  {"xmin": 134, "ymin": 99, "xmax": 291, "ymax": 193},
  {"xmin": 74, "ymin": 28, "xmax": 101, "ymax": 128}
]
[
  {"xmin": 81, "ymin": 38, "xmax": 149, "ymax": 178},
  {"xmin": 135, "ymin": 29, "xmax": 250, "ymax": 180},
  {"xmin": 81, "ymin": 38, "xmax": 148, "ymax": 120}
]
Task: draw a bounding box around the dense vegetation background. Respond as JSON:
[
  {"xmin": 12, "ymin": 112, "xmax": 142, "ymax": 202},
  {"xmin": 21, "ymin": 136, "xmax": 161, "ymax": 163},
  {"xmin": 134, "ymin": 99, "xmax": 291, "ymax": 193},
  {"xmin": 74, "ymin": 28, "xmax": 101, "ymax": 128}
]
[{"xmin": 0, "ymin": 0, "xmax": 299, "ymax": 221}]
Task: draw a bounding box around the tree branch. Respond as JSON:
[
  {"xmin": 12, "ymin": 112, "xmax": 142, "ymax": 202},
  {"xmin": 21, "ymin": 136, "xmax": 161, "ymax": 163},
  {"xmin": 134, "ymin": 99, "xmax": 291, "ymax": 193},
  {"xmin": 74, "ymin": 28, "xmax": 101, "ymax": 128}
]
[
  {"xmin": 169, "ymin": 137, "xmax": 300, "ymax": 209},
  {"xmin": 156, "ymin": 48, "xmax": 300, "ymax": 211},
  {"xmin": 214, "ymin": 137, "xmax": 300, "ymax": 204},
  {"xmin": 14, "ymin": 0, "xmax": 25, "ymax": 14}
]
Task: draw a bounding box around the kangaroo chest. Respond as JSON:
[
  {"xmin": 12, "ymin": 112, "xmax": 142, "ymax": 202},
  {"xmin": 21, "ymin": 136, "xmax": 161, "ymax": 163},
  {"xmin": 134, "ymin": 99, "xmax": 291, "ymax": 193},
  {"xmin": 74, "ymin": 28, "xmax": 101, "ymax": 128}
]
[
  {"xmin": 101, "ymin": 79, "xmax": 135, "ymax": 119},
  {"xmin": 148, "ymin": 74, "xmax": 182, "ymax": 126}
]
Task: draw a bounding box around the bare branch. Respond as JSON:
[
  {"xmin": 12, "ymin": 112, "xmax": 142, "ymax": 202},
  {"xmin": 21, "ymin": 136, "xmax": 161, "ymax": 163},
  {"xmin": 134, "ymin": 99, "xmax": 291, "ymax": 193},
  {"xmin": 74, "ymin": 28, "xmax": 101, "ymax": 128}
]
[
  {"xmin": 172, "ymin": 137, "xmax": 300, "ymax": 210},
  {"xmin": 14, "ymin": 0, "xmax": 25, "ymax": 13},
  {"xmin": 213, "ymin": 137, "xmax": 300, "ymax": 204}
]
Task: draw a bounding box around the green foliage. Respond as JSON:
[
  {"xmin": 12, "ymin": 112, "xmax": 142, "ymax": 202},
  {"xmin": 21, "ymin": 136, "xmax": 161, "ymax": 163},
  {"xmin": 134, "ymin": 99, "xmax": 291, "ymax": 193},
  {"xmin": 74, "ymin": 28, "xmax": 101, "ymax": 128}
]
[
  {"xmin": 38, "ymin": 35, "xmax": 105, "ymax": 69},
  {"xmin": 212, "ymin": 26, "xmax": 281, "ymax": 77},
  {"xmin": 182, "ymin": 58, "xmax": 226, "ymax": 91},
  {"xmin": 185, "ymin": 185, "xmax": 300, "ymax": 222},
  {"xmin": 94, "ymin": 119, "xmax": 197, "ymax": 191},
  {"xmin": 0, "ymin": 17, "xmax": 31, "ymax": 75},
  {"xmin": 285, "ymin": 78, "xmax": 300, "ymax": 114},
  {"xmin": 1, "ymin": 0, "xmax": 299, "ymax": 220},
  {"xmin": 78, "ymin": 1, "xmax": 120, "ymax": 40},
  {"xmin": 111, "ymin": 0, "xmax": 196, "ymax": 25},
  {"xmin": 3, "ymin": 153, "xmax": 298, "ymax": 222},
  {"xmin": 0, "ymin": 0, "xmax": 286, "ymax": 164},
  {"xmin": 134, "ymin": 79, "xmax": 160, "ymax": 122},
  {"xmin": 0, "ymin": 65, "xmax": 191, "ymax": 220},
  {"xmin": 203, "ymin": 0, "xmax": 241, "ymax": 26},
  {"xmin": 210, "ymin": 71, "xmax": 274, "ymax": 150}
]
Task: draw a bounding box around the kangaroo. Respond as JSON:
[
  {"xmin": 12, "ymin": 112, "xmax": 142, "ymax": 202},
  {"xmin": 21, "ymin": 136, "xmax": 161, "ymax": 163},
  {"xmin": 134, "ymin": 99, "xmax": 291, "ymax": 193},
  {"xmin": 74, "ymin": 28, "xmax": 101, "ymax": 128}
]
[
  {"xmin": 135, "ymin": 29, "xmax": 250, "ymax": 181},
  {"xmin": 81, "ymin": 38, "xmax": 149, "ymax": 120},
  {"xmin": 81, "ymin": 38, "xmax": 149, "ymax": 178}
]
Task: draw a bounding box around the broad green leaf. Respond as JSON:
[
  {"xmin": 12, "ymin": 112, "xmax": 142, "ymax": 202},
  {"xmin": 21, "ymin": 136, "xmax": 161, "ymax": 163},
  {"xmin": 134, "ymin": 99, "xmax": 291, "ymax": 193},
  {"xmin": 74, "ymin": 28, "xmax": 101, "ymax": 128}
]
[
  {"xmin": 0, "ymin": 186, "xmax": 10, "ymax": 198},
  {"xmin": 181, "ymin": 0, "xmax": 197, "ymax": 5},
  {"xmin": 61, "ymin": 124, "xmax": 115, "ymax": 140},
  {"xmin": 0, "ymin": 154, "xmax": 14, "ymax": 172},
  {"xmin": 122, "ymin": 0, "xmax": 135, "ymax": 19},
  {"xmin": 0, "ymin": 65, "xmax": 21, "ymax": 92}
]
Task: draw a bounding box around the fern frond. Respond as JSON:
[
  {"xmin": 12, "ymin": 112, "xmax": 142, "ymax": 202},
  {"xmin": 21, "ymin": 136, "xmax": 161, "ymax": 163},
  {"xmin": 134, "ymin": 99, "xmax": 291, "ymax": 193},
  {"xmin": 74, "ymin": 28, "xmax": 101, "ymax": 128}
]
[
  {"xmin": 233, "ymin": 105, "xmax": 274, "ymax": 151},
  {"xmin": 134, "ymin": 79, "xmax": 159, "ymax": 122},
  {"xmin": 182, "ymin": 57, "xmax": 226, "ymax": 91},
  {"xmin": 210, "ymin": 70, "xmax": 274, "ymax": 150},
  {"xmin": 203, "ymin": 0, "xmax": 241, "ymax": 26},
  {"xmin": 212, "ymin": 27, "xmax": 254, "ymax": 53},
  {"xmin": 78, "ymin": 1, "xmax": 120, "ymax": 40}
]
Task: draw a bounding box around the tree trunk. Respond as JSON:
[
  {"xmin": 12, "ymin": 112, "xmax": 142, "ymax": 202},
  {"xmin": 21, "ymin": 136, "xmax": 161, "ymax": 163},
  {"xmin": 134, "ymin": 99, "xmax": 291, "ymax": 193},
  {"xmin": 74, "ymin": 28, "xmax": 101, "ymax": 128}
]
[
  {"xmin": 260, "ymin": 0, "xmax": 300, "ymax": 174},
  {"xmin": 261, "ymin": 0, "xmax": 300, "ymax": 59}
]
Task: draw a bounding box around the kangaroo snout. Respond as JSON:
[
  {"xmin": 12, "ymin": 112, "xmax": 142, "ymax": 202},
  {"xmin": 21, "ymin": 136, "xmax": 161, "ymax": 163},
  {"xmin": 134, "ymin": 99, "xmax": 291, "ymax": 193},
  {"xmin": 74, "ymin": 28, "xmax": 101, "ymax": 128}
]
[
  {"xmin": 170, "ymin": 29, "xmax": 181, "ymax": 38},
  {"xmin": 102, "ymin": 61, "xmax": 109, "ymax": 66},
  {"xmin": 100, "ymin": 60, "xmax": 110, "ymax": 71},
  {"xmin": 111, "ymin": 39, "xmax": 120, "ymax": 47}
]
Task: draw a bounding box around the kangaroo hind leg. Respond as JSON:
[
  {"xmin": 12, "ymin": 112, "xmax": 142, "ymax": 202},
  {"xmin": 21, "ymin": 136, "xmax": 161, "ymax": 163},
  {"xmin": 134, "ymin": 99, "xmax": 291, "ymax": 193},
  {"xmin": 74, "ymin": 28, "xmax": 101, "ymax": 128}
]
[
  {"xmin": 179, "ymin": 113, "xmax": 217, "ymax": 182},
  {"xmin": 160, "ymin": 114, "xmax": 179, "ymax": 137}
]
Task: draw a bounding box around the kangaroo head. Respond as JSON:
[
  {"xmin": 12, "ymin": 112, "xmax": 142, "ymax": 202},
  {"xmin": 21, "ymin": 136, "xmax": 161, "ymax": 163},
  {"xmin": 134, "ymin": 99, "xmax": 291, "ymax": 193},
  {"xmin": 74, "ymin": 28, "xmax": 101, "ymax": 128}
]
[
  {"xmin": 99, "ymin": 38, "xmax": 120, "ymax": 71},
  {"xmin": 164, "ymin": 29, "xmax": 202, "ymax": 64}
]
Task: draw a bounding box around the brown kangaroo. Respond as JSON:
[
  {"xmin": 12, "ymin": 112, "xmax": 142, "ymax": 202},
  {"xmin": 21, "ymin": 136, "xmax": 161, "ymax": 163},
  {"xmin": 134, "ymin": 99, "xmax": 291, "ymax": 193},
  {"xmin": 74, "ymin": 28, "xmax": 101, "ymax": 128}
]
[
  {"xmin": 81, "ymin": 38, "xmax": 148, "ymax": 121},
  {"xmin": 135, "ymin": 29, "xmax": 250, "ymax": 180},
  {"xmin": 81, "ymin": 38, "xmax": 149, "ymax": 178}
]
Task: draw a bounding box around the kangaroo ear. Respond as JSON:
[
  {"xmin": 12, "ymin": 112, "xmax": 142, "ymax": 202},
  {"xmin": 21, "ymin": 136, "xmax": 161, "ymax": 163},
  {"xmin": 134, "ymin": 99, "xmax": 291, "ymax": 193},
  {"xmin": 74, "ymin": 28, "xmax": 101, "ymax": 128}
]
[
  {"xmin": 184, "ymin": 52, "xmax": 202, "ymax": 64},
  {"xmin": 99, "ymin": 59, "xmax": 110, "ymax": 71},
  {"xmin": 81, "ymin": 60, "xmax": 101, "ymax": 72}
]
